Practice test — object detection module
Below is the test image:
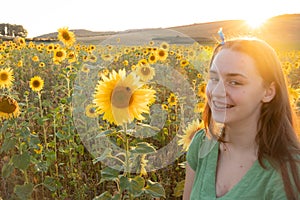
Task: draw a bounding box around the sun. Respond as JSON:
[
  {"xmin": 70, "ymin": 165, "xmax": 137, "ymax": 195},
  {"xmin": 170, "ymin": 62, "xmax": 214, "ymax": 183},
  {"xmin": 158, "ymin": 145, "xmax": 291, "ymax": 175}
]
[{"xmin": 245, "ymin": 15, "xmax": 271, "ymax": 29}]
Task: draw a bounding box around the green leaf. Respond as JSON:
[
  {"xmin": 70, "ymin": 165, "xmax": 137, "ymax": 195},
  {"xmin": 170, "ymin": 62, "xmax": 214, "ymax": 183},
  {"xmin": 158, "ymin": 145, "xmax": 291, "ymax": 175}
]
[
  {"xmin": 14, "ymin": 183, "xmax": 34, "ymax": 199},
  {"xmin": 37, "ymin": 116, "xmax": 48, "ymax": 125},
  {"xmin": 43, "ymin": 176, "xmax": 61, "ymax": 192},
  {"xmin": 56, "ymin": 131, "xmax": 70, "ymax": 140},
  {"xmin": 76, "ymin": 144, "xmax": 85, "ymax": 155},
  {"xmin": 137, "ymin": 122, "xmax": 161, "ymax": 131},
  {"xmin": 93, "ymin": 148, "xmax": 112, "ymax": 164},
  {"xmin": 144, "ymin": 180, "xmax": 166, "ymax": 198},
  {"xmin": 12, "ymin": 152, "xmax": 31, "ymax": 171},
  {"xmin": 45, "ymin": 150, "xmax": 56, "ymax": 164},
  {"xmin": 130, "ymin": 142, "xmax": 156, "ymax": 154},
  {"xmin": 129, "ymin": 176, "xmax": 145, "ymax": 196},
  {"xmin": 35, "ymin": 160, "xmax": 49, "ymax": 172},
  {"xmin": 100, "ymin": 167, "xmax": 120, "ymax": 183},
  {"xmin": 173, "ymin": 180, "xmax": 185, "ymax": 197},
  {"xmin": 95, "ymin": 129, "xmax": 114, "ymax": 138},
  {"xmin": 0, "ymin": 137, "xmax": 16, "ymax": 153},
  {"xmin": 111, "ymin": 192, "xmax": 121, "ymax": 200},
  {"xmin": 0, "ymin": 120, "xmax": 9, "ymax": 135},
  {"xmin": 119, "ymin": 176, "xmax": 130, "ymax": 192},
  {"xmin": 93, "ymin": 191, "xmax": 112, "ymax": 200},
  {"xmin": 1, "ymin": 162, "xmax": 14, "ymax": 178},
  {"xmin": 120, "ymin": 175, "xmax": 145, "ymax": 196}
]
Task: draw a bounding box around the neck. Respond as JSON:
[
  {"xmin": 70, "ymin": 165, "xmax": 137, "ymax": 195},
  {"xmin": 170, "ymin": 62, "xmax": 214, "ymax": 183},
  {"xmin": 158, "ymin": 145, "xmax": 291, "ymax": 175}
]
[{"xmin": 223, "ymin": 123, "xmax": 258, "ymax": 154}]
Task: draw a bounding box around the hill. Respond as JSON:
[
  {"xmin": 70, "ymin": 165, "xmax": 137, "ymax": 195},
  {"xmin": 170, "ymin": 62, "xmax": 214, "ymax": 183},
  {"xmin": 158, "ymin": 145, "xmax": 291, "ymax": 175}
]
[{"xmin": 35, "ymin": 14, "xmax": 300, "ymax": 49}]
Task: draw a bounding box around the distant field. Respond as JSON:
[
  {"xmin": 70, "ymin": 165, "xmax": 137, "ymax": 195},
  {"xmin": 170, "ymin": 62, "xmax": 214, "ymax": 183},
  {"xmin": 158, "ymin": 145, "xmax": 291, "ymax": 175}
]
[{"xmin": 32, "ymin": 14, "xmax": 300, "ymax": 50}]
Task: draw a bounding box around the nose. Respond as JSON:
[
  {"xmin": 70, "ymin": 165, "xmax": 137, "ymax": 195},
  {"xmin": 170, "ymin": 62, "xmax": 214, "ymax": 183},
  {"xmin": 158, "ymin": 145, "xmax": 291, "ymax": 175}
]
[{"xmin": 211, "ymin": 80, "xmax": 226, "ymax": 97}]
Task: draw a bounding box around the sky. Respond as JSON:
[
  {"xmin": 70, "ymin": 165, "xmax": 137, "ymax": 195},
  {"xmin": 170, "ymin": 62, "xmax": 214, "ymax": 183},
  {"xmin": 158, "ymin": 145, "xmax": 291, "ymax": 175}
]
[{"xmin": 1, "ymin": 0, "xmax": 300, "ymax": 38}]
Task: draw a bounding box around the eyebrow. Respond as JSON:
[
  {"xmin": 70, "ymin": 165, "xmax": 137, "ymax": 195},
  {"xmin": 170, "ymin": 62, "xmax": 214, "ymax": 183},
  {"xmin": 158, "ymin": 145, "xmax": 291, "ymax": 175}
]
[{"xmin": 209, "ymin": 70, "xmax": 248, "ymax": 79}]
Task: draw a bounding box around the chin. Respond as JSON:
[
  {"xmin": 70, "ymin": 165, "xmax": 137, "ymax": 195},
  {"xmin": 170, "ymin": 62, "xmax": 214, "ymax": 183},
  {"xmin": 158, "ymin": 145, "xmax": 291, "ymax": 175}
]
[{"xmin": 211, "ymin": 114, "xmax": 227, "ymax": 124}]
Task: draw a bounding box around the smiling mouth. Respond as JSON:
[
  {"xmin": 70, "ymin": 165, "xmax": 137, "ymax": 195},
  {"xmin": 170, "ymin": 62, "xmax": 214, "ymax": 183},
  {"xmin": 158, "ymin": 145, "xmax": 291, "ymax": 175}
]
[{"xmin": 212, "ymin": 101, "xmax": 234, "ymax": 110}]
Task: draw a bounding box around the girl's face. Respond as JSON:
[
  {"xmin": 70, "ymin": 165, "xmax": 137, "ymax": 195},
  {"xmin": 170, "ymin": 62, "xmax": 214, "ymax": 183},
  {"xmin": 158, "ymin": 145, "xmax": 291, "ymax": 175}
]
[{"xmin": 206, "ymin": 49, "xmax": 268, "ymax": 126}]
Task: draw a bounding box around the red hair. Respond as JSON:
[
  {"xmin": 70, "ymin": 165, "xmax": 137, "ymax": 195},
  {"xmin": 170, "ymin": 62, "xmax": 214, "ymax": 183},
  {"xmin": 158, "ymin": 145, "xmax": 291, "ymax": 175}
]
[{"xmin": 203, "ymin": 38, "xmax": 300, "ymax": 199}]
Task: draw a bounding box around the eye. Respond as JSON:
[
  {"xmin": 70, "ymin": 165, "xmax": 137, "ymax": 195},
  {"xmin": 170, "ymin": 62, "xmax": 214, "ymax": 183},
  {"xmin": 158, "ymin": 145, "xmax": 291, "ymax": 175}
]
[
  {"xmin": 228, "ymin": 80, "xmax": 241, "ymax": 85},
  {"xmin": 209, "ymin": 76, "xmax": 219, "ymax": 82}
]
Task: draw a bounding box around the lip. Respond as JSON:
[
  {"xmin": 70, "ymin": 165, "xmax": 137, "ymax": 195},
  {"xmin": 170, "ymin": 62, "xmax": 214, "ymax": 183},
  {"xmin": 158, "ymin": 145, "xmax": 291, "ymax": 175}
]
[{"xmin": 212, "ymin": 100, "xmax": 234, "ymax": 111}]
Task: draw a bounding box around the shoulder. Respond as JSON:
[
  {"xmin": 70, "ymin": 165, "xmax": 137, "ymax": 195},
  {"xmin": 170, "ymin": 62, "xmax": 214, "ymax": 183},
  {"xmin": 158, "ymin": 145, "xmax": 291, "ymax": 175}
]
[
  {"xmin": 186, "ymin": 129, "xmax": 206, "ymax": 171},
  {"xmin": 186, "ymin": 129, "xmax": 217, "ymax": 171},
  {"xmin": 190, "ymin": 129, "xmax": 206, "ymax": 145}
]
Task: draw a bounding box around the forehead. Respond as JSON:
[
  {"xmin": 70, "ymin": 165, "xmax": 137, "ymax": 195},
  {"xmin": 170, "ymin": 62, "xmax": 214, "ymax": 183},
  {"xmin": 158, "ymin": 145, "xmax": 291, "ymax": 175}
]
[{"xmin": 211, "ymin": 49, "xmax": 259, "ymax": 77}]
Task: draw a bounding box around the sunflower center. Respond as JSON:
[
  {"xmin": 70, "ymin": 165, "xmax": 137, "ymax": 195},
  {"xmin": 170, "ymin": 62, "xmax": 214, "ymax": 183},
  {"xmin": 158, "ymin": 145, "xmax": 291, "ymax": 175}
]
[
  {"xmin": 0, "ymin": 73, "xmax": 8, "ymax": 81},
  {"xmin": 141, "ymin": 67, "xmax": 150, "ymax": 76},
  {"xmin": 33, "ymin": 80, "xmax": 41, "ymax": 88},
  {"xmin": 0, "ymin": 98, "xmax": 16, "ymax": 113},
  {"xmin": 111, "ymin": 86, "xmax": 133, "ymax": 108},
  {"xmin": 56, "ymin": 51, "xmax": 63, "ymax": 57},
  {"xmin": 89, "ymin": 107, "xmax": 96, "ymax": 113},
  {"xmin": 169, "ymin": 96, "xmax": 176, "ymax": 103},
  {"xmin": 63, "ymin": 32, "xmax": 71, "ymax": 40},
  {"xmin": 158, "ymin": 51, "xmax": 165, "ymax": 57},
  {"xmin": 149, "ymin": 55, "xmax": 155, "ymax": 61}
]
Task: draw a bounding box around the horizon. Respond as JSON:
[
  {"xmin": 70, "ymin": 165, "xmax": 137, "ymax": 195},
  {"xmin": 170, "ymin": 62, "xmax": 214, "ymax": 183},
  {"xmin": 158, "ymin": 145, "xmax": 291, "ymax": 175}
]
[{"xmin": 1, "ymin": 0, "xmax": 300, "ymax": 38}]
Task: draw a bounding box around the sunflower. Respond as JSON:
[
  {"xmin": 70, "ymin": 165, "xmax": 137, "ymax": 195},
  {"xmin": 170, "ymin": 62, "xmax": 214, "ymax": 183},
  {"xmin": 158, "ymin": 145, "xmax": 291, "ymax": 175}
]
[
  {"xmin": 15, "ymin": 37, "xmax": 26, "ymax": 47},
  {"xmin": 288, "ymin": 87, "xmax": 300, "ymax": 105},
  {"xmin": 53, "ymin": 48, "xmax": 66, "ymax": 62},
  {"xmin": 29, "ymin": 76, "xmax": 44, "ymax": 92},
  {"xmin": 46, "ymin": 43, "xmax": 55, "ymax": 51},
  {"xmin": 161, "ymin": 104, "xmax": 168, "ymax": 111},
  {"xmin": 93, "ymin": 69, "xmax": 156, "ymax": 126},
  {"xmin": 85, "ymin": 104, "xmax": 98, "ymax": 118},
  {"xmin": 180, "ymin": 59, "xmax": 189, "ymax": 68},
  {"xmin": 101, "ymin": 54, "xmax": 113, "ymax": 62},
  {"xmin": 149, "ymin": 41, "xmax": 155, "ymax": 46},
  {"xmin": 39, "ymin": 62, "xmax": 45, "ymax": 68},
  {"xmin": 0, "ymin": 95, "xmax": 20, "ymax": 120},
  {"xmin": 89, "ymin": 54, "xmax": 97, "ymax": 62},
  {"xmin": 0, "ymin": 67, "xmax": 14, "ymax": 89},
  {"xmin": 34, "ymin": 144, "xmax": 43, "ymax": 154},
  {"xmin": 137, "ymin": 59, "xmax": 148, "ymax": 66},
  {"xmin": 157, "ymin": 49, "xmax": 168, "ymax": 61},
  {"xmin": 88, "ymin": 45, "xmax": 96, "ymax": 52},
  {"xmin": 148, "ymin": 52, "xmax": 158, "ymax": 64},
  {"xmin": 135, "ymin": 64, "xmax": 155, "ymax": 82},
  {"xmin": 160, "ymin": 42, "xmax": 170, "ymax": 51},
  {"xmin": 167, "ymin": 93, "xmax": 177, "ymax": 106},
  {"xmin": 32, "ymin": 55, "xmax": 39, "ymax": 62},
  {"xmin": 67, "ymin": 51, "xmax": 77, "ymax": 63},
  {"xmin": 197, "ymin": 82, "xmax": 207, "ymax": 98},
  {"xmin": 17, "ymin": 60, "xmax": 23, "ymax": 67},
  {"xmin": 194, "ymin": 102, "xmax": 205, "ymax": 113},
  {"xmin": 81, "ymin": 64, "xmax": 90, "ymax": 73},
  {"xmin": 178, "ymin": 119, "xmax": 204, "ymax": 151},
  {"xmin": 57, "ymin": 27, "xmax": 76, "ymax": 46}
]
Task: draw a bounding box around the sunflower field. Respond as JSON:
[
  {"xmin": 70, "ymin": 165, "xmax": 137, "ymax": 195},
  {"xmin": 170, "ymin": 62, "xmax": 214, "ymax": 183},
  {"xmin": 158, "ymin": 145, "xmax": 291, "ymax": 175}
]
[{"xmin": 0, "ymin": 28, "xmax": 299, "ymax": 200}]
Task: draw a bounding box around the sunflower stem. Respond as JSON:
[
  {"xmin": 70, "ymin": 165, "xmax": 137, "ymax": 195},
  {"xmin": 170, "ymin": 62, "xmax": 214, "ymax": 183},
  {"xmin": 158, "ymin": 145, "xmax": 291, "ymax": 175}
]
[
  {"xmin": 23, "ymin": 169, "xmax": 29, "ymax": 183},
  {"xmin": 65, "ymin": 75, "xmax": 75, "ymax": 176},
  {"xmin": 53, "ymin": 113, "xmax": 58, "ymax": 178},
  {"xmin": 123, "ymin": 123, "xmax": 130, "ymax": 178},
  {"xmin": 38, "ymin": 91, "xmax": 48, "ymax": 151},
  {"xmin": 123, "ymin": 123, "xmax": 134, "ymax": 200}
]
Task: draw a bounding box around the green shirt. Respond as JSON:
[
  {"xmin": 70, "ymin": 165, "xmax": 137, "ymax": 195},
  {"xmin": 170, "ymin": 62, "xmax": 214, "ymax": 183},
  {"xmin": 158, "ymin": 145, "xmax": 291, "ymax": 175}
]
[{"xmin": 186, "ymin": 129, "xmax": 290, "ymax": 200}]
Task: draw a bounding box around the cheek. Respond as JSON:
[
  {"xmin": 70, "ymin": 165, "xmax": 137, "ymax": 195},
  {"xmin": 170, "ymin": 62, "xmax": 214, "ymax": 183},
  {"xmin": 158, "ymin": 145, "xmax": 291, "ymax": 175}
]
[{"xmin": 205, "ymin": 84, "xmax": 212, "ymax": 100}]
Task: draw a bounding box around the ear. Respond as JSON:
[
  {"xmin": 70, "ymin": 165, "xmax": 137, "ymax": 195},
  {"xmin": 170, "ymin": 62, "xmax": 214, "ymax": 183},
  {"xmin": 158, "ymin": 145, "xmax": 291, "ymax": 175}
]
[{"xmin": 262, "ymin": 82, "xmax": 276, "ymax": 103}]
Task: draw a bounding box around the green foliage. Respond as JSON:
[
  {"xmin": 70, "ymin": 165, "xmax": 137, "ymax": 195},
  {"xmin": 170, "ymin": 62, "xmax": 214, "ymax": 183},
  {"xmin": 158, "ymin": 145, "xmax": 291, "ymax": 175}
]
[{"xmin": 0, "ymin": 31, "xmax": 299, "ymax": 200}]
